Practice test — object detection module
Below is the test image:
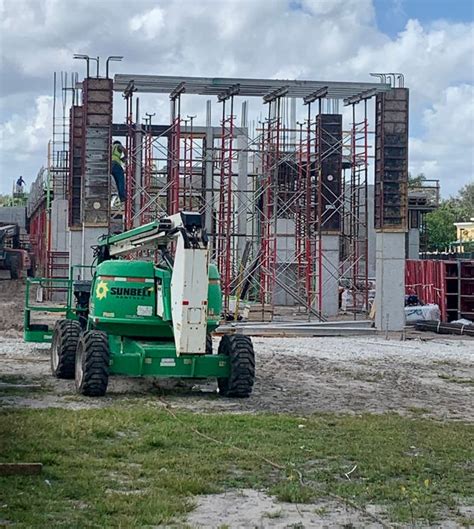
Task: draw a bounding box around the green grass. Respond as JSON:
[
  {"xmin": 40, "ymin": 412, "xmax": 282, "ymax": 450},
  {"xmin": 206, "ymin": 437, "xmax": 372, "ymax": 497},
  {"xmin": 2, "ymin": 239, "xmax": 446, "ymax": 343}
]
[{"xmin": 0, "ymin": 407, "xmax": 472, "ymax": 528}]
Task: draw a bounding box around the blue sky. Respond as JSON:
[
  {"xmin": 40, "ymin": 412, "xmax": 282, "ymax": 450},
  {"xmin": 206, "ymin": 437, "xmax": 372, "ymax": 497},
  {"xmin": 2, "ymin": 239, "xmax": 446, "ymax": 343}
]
[{"xmin": 374, "ymin": 0, "xmax": 474, "ymax": 35}]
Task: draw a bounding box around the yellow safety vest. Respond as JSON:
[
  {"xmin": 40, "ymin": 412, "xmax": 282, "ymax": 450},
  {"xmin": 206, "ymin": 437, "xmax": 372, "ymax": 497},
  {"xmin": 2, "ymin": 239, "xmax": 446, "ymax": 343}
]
[{"xmin": 112, "ymin": 144, "xmax": 123, "ymax": 166}]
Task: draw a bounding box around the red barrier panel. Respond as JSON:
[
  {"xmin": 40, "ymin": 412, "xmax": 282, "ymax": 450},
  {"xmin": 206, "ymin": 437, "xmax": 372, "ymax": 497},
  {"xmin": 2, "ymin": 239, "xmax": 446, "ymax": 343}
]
[{"xmin": 405, "ymin": 260, "xmax": 453, "ymax": 322}]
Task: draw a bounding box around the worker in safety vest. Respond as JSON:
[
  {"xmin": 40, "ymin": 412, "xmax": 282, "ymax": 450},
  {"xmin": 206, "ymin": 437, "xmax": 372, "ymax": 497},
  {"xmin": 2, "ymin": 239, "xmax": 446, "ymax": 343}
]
[{"xmin": 111, "ymin": 140, "xmax": 127, "ymax": 202}]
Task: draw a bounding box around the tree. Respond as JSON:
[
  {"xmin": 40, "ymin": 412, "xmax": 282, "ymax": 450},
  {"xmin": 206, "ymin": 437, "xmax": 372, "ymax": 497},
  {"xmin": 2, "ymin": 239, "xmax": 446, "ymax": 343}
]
[
  {"xmin": 457, "ymin": 182, "xmax": 474, "ymax": 220},
  {"xmin": 424, "ymin": 182, "xmax": 474, "ymax": 251},
  {"xmin": 408, "ymin": 172, "xmax": 426, "ymax": 188},
  {"xmin": 425, "ymin": 202, "xmax": 458, "ymax": 251}
]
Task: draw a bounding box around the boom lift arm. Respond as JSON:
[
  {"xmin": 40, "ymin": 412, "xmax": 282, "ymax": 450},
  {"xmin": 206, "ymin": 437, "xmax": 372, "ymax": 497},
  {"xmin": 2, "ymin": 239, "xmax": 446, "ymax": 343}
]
[{"xmin": 96, "ymin": 212, "xmax": 211, "ymax": 355}]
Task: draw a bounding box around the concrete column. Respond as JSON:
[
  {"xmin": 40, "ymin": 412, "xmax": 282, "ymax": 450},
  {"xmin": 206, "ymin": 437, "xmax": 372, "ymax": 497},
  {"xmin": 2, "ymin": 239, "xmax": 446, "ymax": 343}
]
[
  {"xmin": 289, "ymin": 97, "xmax": 296, "ymax": 147},
  {"xmin": 236, "ymin": 133, "xmax": 249, "ymax": 259},
  {"xmin": 318, "ymin": 235, "xmax": 340, "ymax": 317},
  {"xmin": 134, "ymin": 99, "xmax": 142, "ymax": 227},
  {"xmin": 69, "ymin": 228, "xmax": 82, "ymax": 278},
  {"xmin": 375, "ymin": 232, "xmax": 405, "ymax": 331},
  {"xmin": 367, "ymin": 185, "xmax": 376, "ymax": 278},
  {"xmin": 275, "ymin": 218, "xmax": 296, "ymax": 306},
  {"xmin": 407, "ymin": 228, "xmax": 420, "ymax": 260},
  {"xmin": 204, "ymin": 100, "xmax": 213, "ymax": 233},
  {"xmin": 49, "ymin": 198, "xmax": 69, "ymax": 301}
]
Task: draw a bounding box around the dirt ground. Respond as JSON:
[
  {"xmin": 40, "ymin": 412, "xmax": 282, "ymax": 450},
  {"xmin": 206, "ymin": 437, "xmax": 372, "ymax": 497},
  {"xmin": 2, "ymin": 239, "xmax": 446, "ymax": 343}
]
[
  {"xmin": 187, "ymin": 489, "xmax": 473, "ymax": 529},
  {"xmin": 1, "ymin": 276, "xmax": 473, "ymax": 528},
  {"xmin": 1, "ymin": 276, "xmax": 473, "ymax": 420},
  {"xmin": 1, "ymin": 332, "xmax": 473, "ymax": 422}
]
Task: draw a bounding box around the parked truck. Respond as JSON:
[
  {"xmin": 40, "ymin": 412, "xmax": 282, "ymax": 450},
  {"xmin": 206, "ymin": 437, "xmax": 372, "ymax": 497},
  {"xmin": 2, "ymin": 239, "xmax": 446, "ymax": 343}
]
[{"xmin": 0, "ymin": 224, "xmax": 32, "ymax": 279}]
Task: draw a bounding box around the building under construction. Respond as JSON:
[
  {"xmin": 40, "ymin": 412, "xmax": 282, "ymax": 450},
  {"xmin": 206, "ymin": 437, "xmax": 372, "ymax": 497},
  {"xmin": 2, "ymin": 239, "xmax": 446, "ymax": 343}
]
[{"xmin": 26, "ymin": 59, "xmax": 415, "ymax": 331}]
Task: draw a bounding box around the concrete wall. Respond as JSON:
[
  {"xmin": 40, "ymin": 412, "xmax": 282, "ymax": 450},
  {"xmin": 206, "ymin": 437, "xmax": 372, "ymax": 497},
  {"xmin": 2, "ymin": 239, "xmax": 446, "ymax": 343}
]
[
  {"xmin": 0, "ymin": 207, "xmax": 26, "ymax": 228},
  {"xmin": 69, "ymin": 229, "xmax": 82, "ymax": 278},
  {"xmin": 50, "ymin": 199, "xmax": 68, "ymax": 252}
]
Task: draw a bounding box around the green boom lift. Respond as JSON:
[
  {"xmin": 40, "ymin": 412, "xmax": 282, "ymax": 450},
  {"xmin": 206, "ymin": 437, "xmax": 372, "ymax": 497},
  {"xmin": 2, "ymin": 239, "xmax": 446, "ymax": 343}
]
[{"xmin": 28, "ymin": 212, "xmax": 255, "ymax": 398}]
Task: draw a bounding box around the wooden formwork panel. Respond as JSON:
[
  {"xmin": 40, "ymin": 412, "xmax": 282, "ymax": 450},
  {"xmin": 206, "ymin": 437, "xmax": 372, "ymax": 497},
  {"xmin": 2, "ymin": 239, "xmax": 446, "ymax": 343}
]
[
  {"xmin": 375, "ymin": 88, "xmax": 409, "ymax": 231},
  {"xmin": 81, "ymin": 78, "xmax": 113, "ymax": 225},
  {"xmin": 317, "ymin": 113, "xmax": 343, "ymax": 233}
]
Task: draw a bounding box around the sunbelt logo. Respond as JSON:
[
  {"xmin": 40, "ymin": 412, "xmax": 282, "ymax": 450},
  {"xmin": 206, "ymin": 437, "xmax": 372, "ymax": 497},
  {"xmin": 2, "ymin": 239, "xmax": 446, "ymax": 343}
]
[
  {"xmin": 110, "ymin": 286, "xmax": 153, "ymax": 298},
  {"xmin": 95, "ymin": 280, "xmax": 109, "ymax": 300}
]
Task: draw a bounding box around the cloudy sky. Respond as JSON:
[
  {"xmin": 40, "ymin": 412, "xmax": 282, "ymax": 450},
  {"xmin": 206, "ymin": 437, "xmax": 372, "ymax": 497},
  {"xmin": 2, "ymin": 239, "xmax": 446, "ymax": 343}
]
[{"xmin": 0, "ymin": 0, "xmax": 473, "ymax": 196}]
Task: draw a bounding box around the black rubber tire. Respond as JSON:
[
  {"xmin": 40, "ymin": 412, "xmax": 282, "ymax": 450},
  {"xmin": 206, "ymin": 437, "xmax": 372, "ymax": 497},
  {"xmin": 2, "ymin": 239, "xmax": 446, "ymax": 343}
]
[
  {"xmin": 51, "ymin": 319, "xmax": 81, "ymax": 379},
  {"xmin": 27, "ymin": 255, "xmax": 35, "ymax": 277},
  {"xmin": 217, "ymin": 334, "xmax": 255, "ymax": 398},
  {"xmin": 10, "ymin": 255, "xmax": 20, "ymax": 280},
  {"xmin": 75, "ymin": 330, "xmax": 110, "ymax": 397},
  {"xmin": 206, "ymin": 333, "xmax": 213, "ymax": 355}
]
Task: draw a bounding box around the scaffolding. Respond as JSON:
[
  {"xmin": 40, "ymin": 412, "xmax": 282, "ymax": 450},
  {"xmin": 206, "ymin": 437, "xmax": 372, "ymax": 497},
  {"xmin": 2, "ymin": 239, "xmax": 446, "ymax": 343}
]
[{"xmin": 110, "ymin": 74, "xmax": 394, "ymax": 320}]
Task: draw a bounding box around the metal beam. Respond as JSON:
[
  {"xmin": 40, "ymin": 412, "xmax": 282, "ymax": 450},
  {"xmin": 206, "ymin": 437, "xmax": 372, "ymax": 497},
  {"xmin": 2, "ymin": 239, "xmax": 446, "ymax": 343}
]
[
  {"xmin": 303, "ymin": 86, "xmax": 328, "ymax": 104},
  {"xmin": 217, "ymin": 83, "xmax": 240, "ymax": 102},
  {"xmin": 170, "ymin": 81, "xmax": 186, "ymax": 100},
  {"xmin": 343, "ymin": 88, "xmax": 378, "ymax": 106},
  {"xmin": 263, "ymin": 85, "xmax": 289, "ymax": 103},
  {"xmin": 112, "ymin": 74, "xmax": 392, "ymax": 100}
]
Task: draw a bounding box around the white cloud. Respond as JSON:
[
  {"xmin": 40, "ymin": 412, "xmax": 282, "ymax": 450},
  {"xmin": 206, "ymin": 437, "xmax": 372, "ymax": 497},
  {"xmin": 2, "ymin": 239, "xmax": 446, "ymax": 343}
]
[
  {"xmin": 0, "ymin": 96, "xmax": 52, "ymax": 172},
  {"xmin": 409, "ymin": 84, "xmax": 474, "ymax": 196},
  {"xmin": 0, "ymin": 0, "xmax": 473, "ymax": 195},
  {"xmin": 130, "ymin": 7, "xmax": 165, "ymax": 40}
]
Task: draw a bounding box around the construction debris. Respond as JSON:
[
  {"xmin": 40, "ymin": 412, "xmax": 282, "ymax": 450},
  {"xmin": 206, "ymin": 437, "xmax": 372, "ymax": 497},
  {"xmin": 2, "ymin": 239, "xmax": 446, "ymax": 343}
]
[
  {"xmin": 415, "ymin": 320, "xmax": 474, "ymax": 337},
  {"xmin": 218, "ymin": 319, "xmax": 375, "ymax": 337},
  {"xmin": 0, "ymin": 463, "xmax": 43, "ymax": 476}
]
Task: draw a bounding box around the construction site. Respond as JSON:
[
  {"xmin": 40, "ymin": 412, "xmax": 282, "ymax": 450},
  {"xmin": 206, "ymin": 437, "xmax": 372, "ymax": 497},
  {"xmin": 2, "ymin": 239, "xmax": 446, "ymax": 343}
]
[{"xmin": 1, "ymin": 57, "xmax": 473, "ymax": 529}]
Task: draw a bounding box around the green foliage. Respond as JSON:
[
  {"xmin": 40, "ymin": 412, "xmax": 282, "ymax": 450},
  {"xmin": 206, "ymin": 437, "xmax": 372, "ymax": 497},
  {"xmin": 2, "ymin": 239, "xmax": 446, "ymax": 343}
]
[
  {"xmin": 457, "ymin": 182, "xmax": 474, "ymax": 219},
  {"xmin": 425, "ymin": 202, "xmax": 458, "ymax": 251},
  {"xmin": 0, "ymin": 406, "xmax": 472, "ymax": 527},
  {"xmin": 425, "ymin": 182, "xmax": 474, "ymax": 251},
  {"xmin": 408, "ymin": 172, "xmax": 427, "ymax": 188}
]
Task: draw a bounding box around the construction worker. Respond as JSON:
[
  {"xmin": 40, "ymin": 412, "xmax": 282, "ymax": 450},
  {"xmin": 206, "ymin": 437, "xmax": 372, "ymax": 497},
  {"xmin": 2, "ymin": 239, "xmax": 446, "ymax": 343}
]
[
  {"xmin": 111, "ymin": 140, "xmax": 127, "ymax": 202},
  {"xmin": 15, "ymin": 176, "xmax": 25, "ymax": 194}
]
